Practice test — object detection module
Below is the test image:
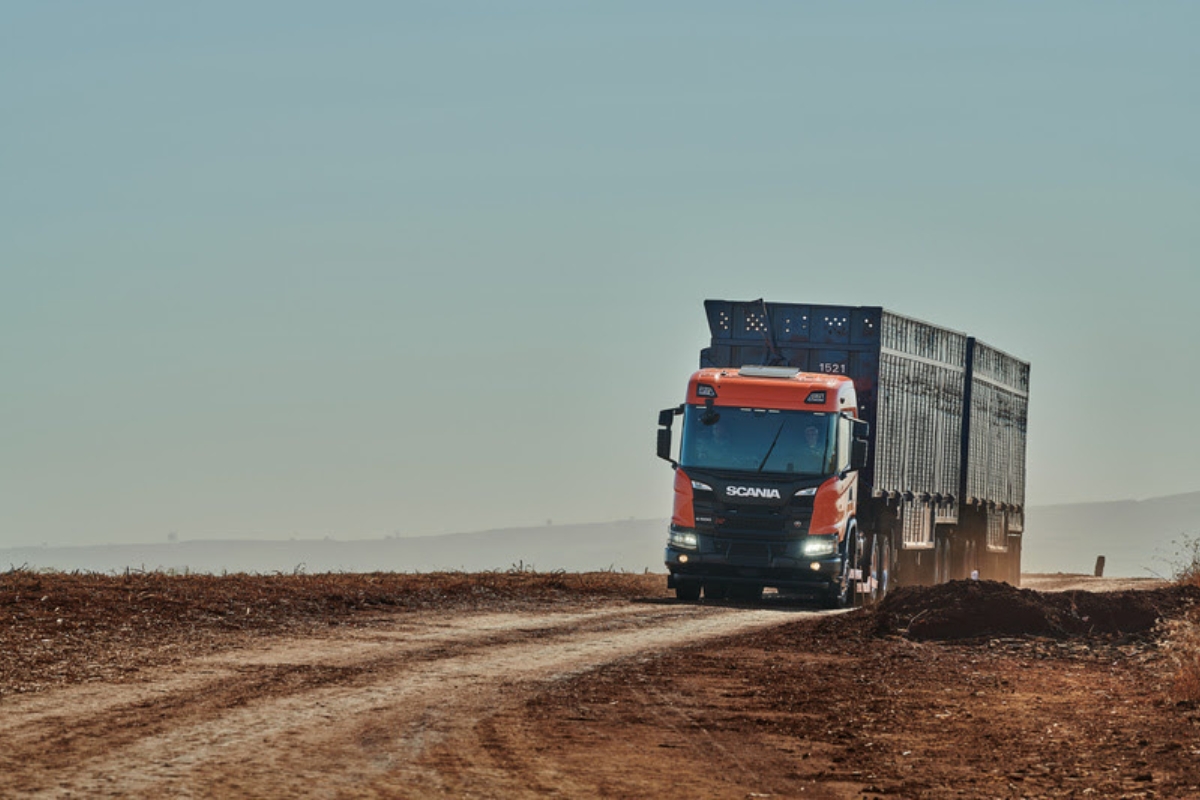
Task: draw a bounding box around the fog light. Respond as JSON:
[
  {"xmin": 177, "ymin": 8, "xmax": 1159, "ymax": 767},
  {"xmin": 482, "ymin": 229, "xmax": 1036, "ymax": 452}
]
[
  {"xmin": 679, "ymin": 554, "xmax": 689, "ymax": 564},
  {"xmin": 810, "ymin": 562, "xmax": 821, "ymax": 571}
]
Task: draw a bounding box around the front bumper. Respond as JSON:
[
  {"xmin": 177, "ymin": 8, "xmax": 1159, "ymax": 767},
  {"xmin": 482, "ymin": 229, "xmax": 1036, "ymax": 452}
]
[{"xmin": 664, "ymin": 540, "xmax": 843, "ymax": 594}]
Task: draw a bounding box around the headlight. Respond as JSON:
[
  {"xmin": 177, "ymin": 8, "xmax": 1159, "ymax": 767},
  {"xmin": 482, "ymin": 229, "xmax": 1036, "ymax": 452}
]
[
  {"xmin": 691, "ymin": 480, "xmax": 713, "ymax": 492},
  {"xmin": 669, "ymin": 527, "xmax": 699, "ymax": 550},
  {"xmin": 794, "ymin": 487, "xmax": 817, "ymax": 498},
  {"xmin": 802, "ymin": 536, "xmax": 837, "ymax": 557}
]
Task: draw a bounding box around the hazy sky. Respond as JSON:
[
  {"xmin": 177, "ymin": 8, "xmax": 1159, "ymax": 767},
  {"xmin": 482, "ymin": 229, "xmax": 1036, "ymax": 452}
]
[{"xmin": 4, "ymin": 3, "xmax": 1198, "ymax": 547}]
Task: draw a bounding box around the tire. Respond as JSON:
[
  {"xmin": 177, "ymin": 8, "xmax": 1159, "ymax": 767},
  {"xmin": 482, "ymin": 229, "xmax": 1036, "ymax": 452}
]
[
  {"xmin": 948, "ymin": 534, "xmax": 966, "ymax": 582},
  {"xmin": 875, "ymin": 533, "xmax": 892, "ymax": 602},
  {"xmin": 1010, "ymin": 536, "xmax": 1023, "ymax": 587},
  {"xmin": 675, "ymin": 582, "xmax": 701, "ymax": 602},
  {"xmin": 829, "ymin": 525, "xmax": 860, "ymax": 609},
  {"xmin": 704, "ymin": 582, "xmax": 729, "ymax": 601},
  {"xmin": 934, "ymin": 533, "xmax": 950, "ymax": 585},
  {"xmin": 860, "ymin": 533, "xmax": 881, "ymax": 607}
]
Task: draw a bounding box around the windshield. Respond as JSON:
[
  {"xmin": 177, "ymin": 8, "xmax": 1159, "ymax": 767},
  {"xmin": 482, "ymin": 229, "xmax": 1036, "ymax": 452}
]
[{"xmin": 679, "ymin": 406, "xmax": 836, "ymax": 475}]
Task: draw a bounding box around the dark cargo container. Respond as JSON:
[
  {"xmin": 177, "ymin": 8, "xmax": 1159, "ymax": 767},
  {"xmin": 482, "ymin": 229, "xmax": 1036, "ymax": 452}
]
[{"xmin": 699, "ymin": 299, "xmax": 1029, "ymax": 585}]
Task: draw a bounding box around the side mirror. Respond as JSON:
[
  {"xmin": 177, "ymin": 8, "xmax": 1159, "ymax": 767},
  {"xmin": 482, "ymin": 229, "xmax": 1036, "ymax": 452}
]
[
  {"xmin": 657, "ymin": 405, "xmax": 683, "ymax": 463},
  {"xmin": 852, "ymin": 419, "xmax": 870, "ymax": 440},
  {"xmin": 657, "ymin": 428, "xmax": 673, "ymax": 461},
  {"xmin": 850, "ymin": 438, "xmax": 870, "ymax": 471}
]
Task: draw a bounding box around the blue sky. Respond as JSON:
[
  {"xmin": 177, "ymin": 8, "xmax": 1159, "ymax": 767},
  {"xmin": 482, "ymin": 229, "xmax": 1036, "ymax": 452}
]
[{"xmin": 3, "ymin": 3, "xmax": 1198, "ymax": 545}]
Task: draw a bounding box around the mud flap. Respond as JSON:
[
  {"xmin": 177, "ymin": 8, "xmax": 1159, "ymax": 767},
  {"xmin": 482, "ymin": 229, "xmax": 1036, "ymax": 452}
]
[{"xmin": 847, "ymin": 568, "xmax": 878, "ymax": 594}]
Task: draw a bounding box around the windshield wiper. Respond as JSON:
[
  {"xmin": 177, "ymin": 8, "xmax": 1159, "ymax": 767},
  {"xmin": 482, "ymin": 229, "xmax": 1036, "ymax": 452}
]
[{"xmin": 757, "ymin": 422, "xmax": 786, "ymax": 472}]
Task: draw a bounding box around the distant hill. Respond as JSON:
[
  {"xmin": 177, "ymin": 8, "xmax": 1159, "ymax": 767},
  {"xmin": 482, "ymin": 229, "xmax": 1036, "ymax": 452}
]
[
  {"xmin": 1022, "ymin": 491, "xmax": 1200, "ymax": 579},
  {"xmin": 5, "ymin": 493, "xmax": 1200, "ymax": 578},
  {"xmin": 0, "ymin": 519, "xmax": 669, "ymax": 576}
]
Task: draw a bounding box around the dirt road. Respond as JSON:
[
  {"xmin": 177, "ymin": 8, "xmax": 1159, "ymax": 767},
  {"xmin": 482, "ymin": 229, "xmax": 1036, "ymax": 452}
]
[
  {"xmin": 1021, "ymin": 573, "xmax": 1168, "ymax": 593},
  {"xmin": 1, "ymin": 601, "xmax": 815, "ymax": 798},
  {"xmin": 5, "ymin": 572, "xmax": 1200, "ymax": 799}
]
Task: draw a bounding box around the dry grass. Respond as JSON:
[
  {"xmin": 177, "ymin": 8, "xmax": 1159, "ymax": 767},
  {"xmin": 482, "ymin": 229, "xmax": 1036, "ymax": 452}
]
[
  {"xmin": 1173, "ymin": 659, "xmax": 1200, "ymax": 704},
  {"xmin": 1165, "ymin": 538, "xmax": 1200, "ymax": 704},
  {"xmin": 1172, "ymin": 606, "xmax": 1200, "ymax": 704},
  {"xmin": 1157, "ymin": 611, "xmax": 1200, "ymax": 705},
  {"xmin": 1174, "ymin": 535, "xmax": 1200, "ymax": 586}
]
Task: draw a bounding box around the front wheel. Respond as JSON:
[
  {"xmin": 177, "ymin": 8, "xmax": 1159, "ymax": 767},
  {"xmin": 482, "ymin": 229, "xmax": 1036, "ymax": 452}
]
[
  {"xmin": 858, "ymin": 534, "xmax": 882, "ymax": 606},
  {"xmin": 828, "ymin": 526, "xmax": 860, "ymax": 609},
  {"xmin": 675, "ymin": 582, "xmax": 701, "ymax": 602}
]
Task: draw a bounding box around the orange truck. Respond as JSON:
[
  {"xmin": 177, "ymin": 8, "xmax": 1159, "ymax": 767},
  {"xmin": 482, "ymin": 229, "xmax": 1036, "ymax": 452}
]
[{"xmin": 656, "ymin": 300, "xmax": 1030, "ymax": 605}]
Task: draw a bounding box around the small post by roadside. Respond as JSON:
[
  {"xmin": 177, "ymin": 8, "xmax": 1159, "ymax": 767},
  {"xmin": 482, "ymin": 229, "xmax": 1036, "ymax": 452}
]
[{"xmin": 1094, "ymin": 555, "xmax": 1106, "ymax": 578}]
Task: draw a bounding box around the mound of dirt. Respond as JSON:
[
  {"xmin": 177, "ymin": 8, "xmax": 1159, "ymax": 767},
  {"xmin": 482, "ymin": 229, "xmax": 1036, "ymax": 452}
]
[{"xmin": 871, "ymin": 579, "xmax": 1200, "ymax": 641}]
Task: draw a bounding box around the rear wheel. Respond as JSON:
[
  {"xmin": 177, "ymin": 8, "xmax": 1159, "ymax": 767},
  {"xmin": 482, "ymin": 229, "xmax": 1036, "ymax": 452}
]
[
  {"xmin": 933, "ymin": 532, "xmax": 950, "ymax": 584},
  {"xmin": 1009, "ymin": 536, "xmax": 1023, "ymax": 586},
  {"xmin": 875, "ymin": 533, "xmax": 892, "ymax": 602}
]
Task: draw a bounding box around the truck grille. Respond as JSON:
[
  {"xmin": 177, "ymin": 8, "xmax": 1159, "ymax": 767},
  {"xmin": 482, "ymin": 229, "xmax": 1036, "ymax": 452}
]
[
  {"xmin": 715, "ymin": 502, "xmax": 810, "ymax": 536},
  {"xmin": 719, "ymin": 514, "xmax": 783, "ymax": 533},
  {"xmin": 727, "ymin": 542, "xmax": 771, "ymax": 561},
  {"xmin": 693, "ymin": 492, "xmax": 812, "ymax": 538}
]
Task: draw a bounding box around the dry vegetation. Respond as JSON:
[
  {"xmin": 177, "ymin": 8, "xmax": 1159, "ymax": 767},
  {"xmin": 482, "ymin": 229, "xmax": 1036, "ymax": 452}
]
[{"xmin": 1164, "ymin": 540, "xmax": 1200, "ymax": 704}]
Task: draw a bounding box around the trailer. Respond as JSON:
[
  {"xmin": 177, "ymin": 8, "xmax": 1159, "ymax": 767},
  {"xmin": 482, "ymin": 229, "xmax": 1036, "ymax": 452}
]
[{"xmin": 657, "ymin": 299, "xmax": 1029, "ymax": 604}]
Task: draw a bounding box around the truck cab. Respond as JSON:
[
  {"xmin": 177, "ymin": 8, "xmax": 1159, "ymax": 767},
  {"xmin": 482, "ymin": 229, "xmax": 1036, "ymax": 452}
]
[{"xmin": 658, "ymin": 366, "xmax": 870, "ymax": 604}]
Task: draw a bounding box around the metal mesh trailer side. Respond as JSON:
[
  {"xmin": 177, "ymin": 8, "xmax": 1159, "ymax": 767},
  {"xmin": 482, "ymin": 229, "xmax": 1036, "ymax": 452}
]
[
  {"xmin": 699, "ymin": 299, "xmax": 1028, "ymax": 559},
  {"xmin": 701, "ymin": 300, "xmax": 968, "ymax": 495},
  {"xmin": 964, "ymin": 340, "xmax": 1031, "ymax": 552},
  {"xmin": 877, "ymin": 313, "xmax": 969, "ymax": 548},
  {"xmin": 876, "ymin": 313, "xmax": 968, "ymax": 503}
]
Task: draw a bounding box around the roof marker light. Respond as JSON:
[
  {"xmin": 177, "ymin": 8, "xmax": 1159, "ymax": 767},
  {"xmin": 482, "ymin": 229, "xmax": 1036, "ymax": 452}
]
[{"xmin": 738, "ymin": 366, "xmax": 800, "ymax": 379}]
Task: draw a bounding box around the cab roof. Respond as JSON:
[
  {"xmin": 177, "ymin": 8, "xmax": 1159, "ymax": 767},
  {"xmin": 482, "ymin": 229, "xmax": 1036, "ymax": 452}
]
[{"xmin": 687, "ymin": 367, "xmax": 857, "ymax": 413}]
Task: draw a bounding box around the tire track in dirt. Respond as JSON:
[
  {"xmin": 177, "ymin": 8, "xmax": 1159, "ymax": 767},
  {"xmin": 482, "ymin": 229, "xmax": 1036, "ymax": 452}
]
[
  {"xmin": 4, "ymin": 608, "xmax": 654, "ymax": 788},
  {"xmin": 0, "ymin": 609, "xmax": 633, "ymax": 739},
  {"xmin": 4, "ymin": 603, "xmax": 820, "ymax": 798}
]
